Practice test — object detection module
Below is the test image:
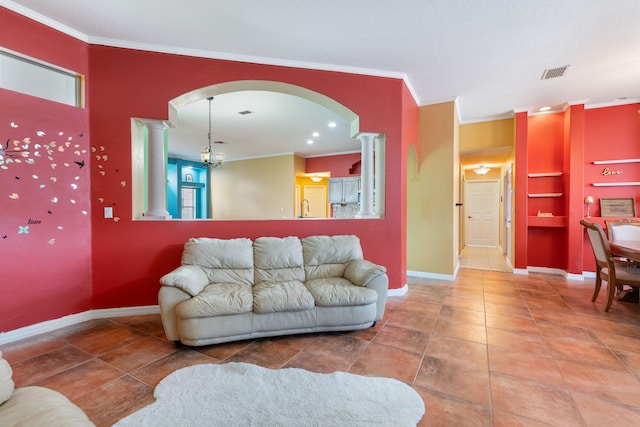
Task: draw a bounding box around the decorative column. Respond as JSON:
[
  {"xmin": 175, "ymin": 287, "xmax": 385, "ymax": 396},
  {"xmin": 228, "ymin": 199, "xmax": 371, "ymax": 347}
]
[
  {"xmin": 356, "ymin": 132, "xmax": 379, "ymax": 218},
  {"xmin": 141, "ymin": 120, "xmax": 171, "ymax": 219}
]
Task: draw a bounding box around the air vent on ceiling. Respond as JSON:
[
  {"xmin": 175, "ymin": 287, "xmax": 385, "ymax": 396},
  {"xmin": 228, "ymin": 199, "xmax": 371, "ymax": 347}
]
[
  {"xmin": 238, "ymin": 110, "xmax": 253, "ymax": 115},
  {"xmin": 541, "ymin": 65, "xmax": 569, "ymax": 80}
]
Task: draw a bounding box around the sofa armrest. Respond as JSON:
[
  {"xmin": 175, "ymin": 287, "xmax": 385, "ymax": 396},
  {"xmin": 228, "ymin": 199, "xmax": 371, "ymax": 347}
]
[
  {"xmin": 160, "ymin": 265, "xmax": 208, "ymax": 296},
  {"xmin": 158, "ymin": 286, "xmax": 192, "ymax": 342},
  {"xmin": 364, "ymin": 273, "xmax": 388, "ymax": 321},
  {"xmin": 344, "ymin": 260, "xmax": 386, "ymax": 287}
]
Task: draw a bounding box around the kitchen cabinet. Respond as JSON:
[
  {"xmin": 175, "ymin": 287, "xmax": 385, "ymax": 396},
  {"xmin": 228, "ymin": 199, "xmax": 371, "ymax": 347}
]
[{"xmin": 328, "ymin": 177, "xmax": 360, "ymax": 204}]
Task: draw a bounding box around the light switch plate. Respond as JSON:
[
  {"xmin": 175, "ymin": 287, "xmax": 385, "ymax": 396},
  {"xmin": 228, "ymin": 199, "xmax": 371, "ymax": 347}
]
[{"xmin": 104, "ymin": 207, "xmax": 113, "ymax": 218}]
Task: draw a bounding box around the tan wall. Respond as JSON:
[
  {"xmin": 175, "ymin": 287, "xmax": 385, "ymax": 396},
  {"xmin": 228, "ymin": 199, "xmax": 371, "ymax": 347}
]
[
  {"xmin": 211, "ymin": 155, "xmax": 295, "ymax": 219},
  {"xmin": 407, "ymin": 101, "xmax": 459, "ymax": 276},
  {"xmin": 460, "ymin": 118, "xmax": 514, "ymax": 151}
]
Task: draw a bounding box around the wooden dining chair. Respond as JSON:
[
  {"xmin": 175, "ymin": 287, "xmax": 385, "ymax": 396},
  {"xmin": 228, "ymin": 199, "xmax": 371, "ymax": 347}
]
[
  {"xmin": 580, "ymin": 219, "xmax": 640, "ymax": 311},
  {"xmin": 605, "ymin": 219, "xmax": 640, "ymax": 242}
]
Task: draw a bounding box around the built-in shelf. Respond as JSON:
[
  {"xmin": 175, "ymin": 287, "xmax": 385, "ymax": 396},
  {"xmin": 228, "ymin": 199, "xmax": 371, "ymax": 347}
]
[
  {"xmin": 592, "ymin": 158, "xmax": 640, "ymax": 165},
  {"xmin": 527, "ymin": 172, "xmax": 563, "ymax": 177},
  {"xmin": 592, "ymin": 182, "xmax": 640, "ymax": 187},
  {"xmin": 528, "ymin": 216, "xmax": 567, "ymax": 227},
  {"xmin": 528, "ymin": 193, "xmax": 563, "ymax": 198}
]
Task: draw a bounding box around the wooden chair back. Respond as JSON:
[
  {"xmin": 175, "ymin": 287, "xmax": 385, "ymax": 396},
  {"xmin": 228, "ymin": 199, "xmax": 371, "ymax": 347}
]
[{"xmin": 606, "ymin": 219, "xmax": 640, "ymax": 243}]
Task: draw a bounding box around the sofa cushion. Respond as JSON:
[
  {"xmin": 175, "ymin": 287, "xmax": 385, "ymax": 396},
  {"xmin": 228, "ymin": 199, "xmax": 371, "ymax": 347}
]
[
  {"xmin": 253, "ymin": 281, "xmax": 315, "ymax": 313},
  {"xmin": 305, "ymin": 278, "xmax": 378, "ymax": 307},
  {"xmin": 302, "ymin": 235, "xmax": 364, "ymax": 280},
  {"xmin": 0, "ymin": 351, "xmax": 14, "ymax": 406},
  {"xmin": 182, "ymin": 237, "xmax": 254, "ymax": 286},
  {"xmin": 254, "ymin": 237, "xmax": 305, "ymax": 284},
  {"xmin": 176, "ymin": 283, "xmax": 253, "ymax": 317}
]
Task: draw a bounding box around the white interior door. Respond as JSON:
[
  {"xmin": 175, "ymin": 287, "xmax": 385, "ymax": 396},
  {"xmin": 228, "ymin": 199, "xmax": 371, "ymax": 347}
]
[
  {"xmin": 465, "ymin": 180, "xmax": 499, "ymax": 247},
  {"xmin": 303, "ymin": 185, "xmax": 327, "ymax": 218}
]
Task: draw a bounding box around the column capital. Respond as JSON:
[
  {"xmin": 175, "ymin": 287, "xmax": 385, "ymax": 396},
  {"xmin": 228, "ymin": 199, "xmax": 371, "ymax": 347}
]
[
  {"xmin": 356, "ymin": 132, "xmax": 382, "ymax": 143},
  {"xmin": 138, "ymin": 119, "xmax": 169, "ymax": 131}
]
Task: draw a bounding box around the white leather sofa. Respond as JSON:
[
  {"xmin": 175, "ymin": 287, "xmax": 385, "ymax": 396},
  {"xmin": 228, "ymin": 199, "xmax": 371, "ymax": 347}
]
[
  {"xmin": 159, "ymin": 235, "xmax": 388, "ymax": 346},
  {"xmin": 0, "ymin": 351, "xmax": 94, "ymax": 426}
]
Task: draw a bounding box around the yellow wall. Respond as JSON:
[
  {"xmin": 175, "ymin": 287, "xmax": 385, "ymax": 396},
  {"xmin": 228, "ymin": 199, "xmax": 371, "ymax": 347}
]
[
  {"xmin": 211, "ymin": 154, "xmax": 295, "ymax": 219},
  {"xmin": 460, "ymin": 118, "xmax": 514, "ymax": 151},
  {"xmin": 407, "ymin": 101, "xmax": 460, "ymax": 276},
  {"xmin": 295, "ymin": 176, "xmax": 329, "ymax": 217}
]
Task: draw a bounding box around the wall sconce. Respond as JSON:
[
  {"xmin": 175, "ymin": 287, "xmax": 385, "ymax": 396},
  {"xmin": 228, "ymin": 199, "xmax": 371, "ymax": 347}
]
[{"xmin": 584, "ymin": 195, "xmax": 594, "ymax": 218}]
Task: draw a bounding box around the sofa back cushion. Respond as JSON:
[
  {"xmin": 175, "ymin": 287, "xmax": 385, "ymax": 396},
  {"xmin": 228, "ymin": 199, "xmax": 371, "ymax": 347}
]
[
  {"xmin": 302, "ymin": 235, "xmax": 363, "ymax": 280},
  {"xmin": 254, "ymin": 237, "xmax": 305, "ymax": 284},
  {"xmin": 182, "ymin": 237, "xmax": 254, "ymax": 286},
  {"xmin": 0, "ymin": 351, "xmax": 14, "ymax": 405}
]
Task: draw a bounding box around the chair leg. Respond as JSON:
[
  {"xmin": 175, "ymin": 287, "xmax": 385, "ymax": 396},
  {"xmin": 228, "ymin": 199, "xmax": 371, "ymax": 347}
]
[
  {"xmin": 605, "ymin": 280, "xmax": 616, "ymax": 312},
  {"xmin": 592, "ymin": 271, "xmax": 602, "ymax": 302}
]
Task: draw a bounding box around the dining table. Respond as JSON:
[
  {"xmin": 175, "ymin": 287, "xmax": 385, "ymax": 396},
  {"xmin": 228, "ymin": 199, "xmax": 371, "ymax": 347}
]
[{"xmin": 610, "ymin": 240, "xmax": 640, "ymax": 263}]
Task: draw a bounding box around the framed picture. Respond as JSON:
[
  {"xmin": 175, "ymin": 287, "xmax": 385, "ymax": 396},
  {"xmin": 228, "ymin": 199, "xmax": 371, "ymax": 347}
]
[
  {"xmin": 600, "ymin": 197, "xmax": 636, "ymax": 218},
  {"xmin": 185, "ymin": 173, "xmax": 193, "ymax": 182}
]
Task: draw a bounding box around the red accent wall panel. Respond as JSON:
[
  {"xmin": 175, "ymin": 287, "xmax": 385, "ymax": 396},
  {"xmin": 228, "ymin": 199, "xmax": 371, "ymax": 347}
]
[
  {"xmin": 305, "ymin": 153, "xmax": 361, "ymax": 177},
  {"xmin": 0, "ymin": 91, "xmax": 91, "ymax": 331},
  {"xmin": 0, "ymin": 9, "xmax": 91, "ymax": 331},
  {"xmin": 87, "ymin": 46, "xmax": 409, "ymax": 308}
]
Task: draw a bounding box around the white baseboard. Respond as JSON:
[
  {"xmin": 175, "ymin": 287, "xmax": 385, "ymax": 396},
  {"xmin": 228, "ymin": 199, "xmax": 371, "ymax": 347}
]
[
  {"xmin": 387, "ymin": 284, "xmax": 408, "ymax": 297},
  {"xmin": 0, "ymin": 305, "xmax": 160, "ymax": 346},
  {"xmin": 407, "ymin": 270, "xmax": 456, "ymax": 281},
  {"xmin": 527, "ymin": 266, "xmax": 567, "ymax": 276}
]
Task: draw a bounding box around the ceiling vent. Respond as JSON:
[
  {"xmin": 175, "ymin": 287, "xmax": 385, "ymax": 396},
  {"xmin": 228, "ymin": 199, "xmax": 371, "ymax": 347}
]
[{"xmin": 541, "ymin": 65, "xmax": 569, "ymax": 80}]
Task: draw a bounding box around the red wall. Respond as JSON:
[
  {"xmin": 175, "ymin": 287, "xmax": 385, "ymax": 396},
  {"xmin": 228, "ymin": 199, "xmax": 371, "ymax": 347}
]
[
  {"xmin": 526, "ymin": 113, "xmax": 568, "ymax": 268},
  {"xmin": 0, "ymin": 7, "xmax": 413, "ymax": 331},
  {"xmin": 0, "ymin": 8, "xmax": 91, "ymax": 331},
  {"xmin": 306, "ymin": 153, "xmax": 361, "ymax": 177},
  {"xmin": 87, "ymin": 50, "xmax": 409, "ymax": 307},
  {"xmin": 516, "ymin": 104, "xmax": 640, "ymax": 273},
  {"xmin": 581, "ymin": 104, "xmax": 640, "ymax": 271}
]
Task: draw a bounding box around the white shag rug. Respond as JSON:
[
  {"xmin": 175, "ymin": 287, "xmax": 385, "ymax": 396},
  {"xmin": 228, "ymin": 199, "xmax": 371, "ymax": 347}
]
[{"xmin": 113, "ymin": 362, "xmax": 425, "ymax": 427}]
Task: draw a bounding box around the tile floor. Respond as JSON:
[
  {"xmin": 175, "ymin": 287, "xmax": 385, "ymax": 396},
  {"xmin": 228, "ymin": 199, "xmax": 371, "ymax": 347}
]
[
  {"xmin": 459, "ymin": 246, "xmax": 513, "ymax": 273},
  {"xmin": 2, "ymin": 270, "xmax": 640, "ymax": 426}
]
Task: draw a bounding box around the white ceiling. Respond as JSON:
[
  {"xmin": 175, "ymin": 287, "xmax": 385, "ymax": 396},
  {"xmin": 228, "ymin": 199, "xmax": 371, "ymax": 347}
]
[{"xmin": 4, "ymin": 0, "xmax": 640, "ymax": 162}]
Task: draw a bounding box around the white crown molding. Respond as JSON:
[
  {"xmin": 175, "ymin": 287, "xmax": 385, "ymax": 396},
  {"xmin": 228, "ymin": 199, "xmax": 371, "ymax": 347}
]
[
  {"xmin": 0, "ymin": 0, "xmax": 89, "ymax": 42},
  {"xmin": 585, "ymin": 97, "xmax": 640, "ymax": 110}
]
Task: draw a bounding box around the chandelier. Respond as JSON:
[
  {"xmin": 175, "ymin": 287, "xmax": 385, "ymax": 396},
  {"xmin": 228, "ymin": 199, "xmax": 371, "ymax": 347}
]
[{"xmin": 200, "ymin": 97, "xmax": 224, "ymax": 168}]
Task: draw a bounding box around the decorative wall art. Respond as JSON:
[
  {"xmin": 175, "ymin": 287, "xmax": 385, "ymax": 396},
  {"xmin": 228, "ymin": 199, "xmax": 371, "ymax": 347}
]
[{"xmin": 1, "ymin": 120, "xmax": 89, "ymax": 246}]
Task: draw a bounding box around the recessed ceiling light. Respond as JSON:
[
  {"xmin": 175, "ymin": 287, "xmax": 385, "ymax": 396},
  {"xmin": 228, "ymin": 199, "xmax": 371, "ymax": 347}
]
[
  {"xmin": 328, "ymin": 122, "xmax": 336, "ymax": 128},
  {"xmin": 312, "ymin": 132, "xmax": 319, "ymax": 138},
  {"xmin": 306, "ymin": 139, "xmax": 314, "ymax": 145},
  {"xmin": 539, "ymin": 106, "xmax": 552, "ymax": 112}
]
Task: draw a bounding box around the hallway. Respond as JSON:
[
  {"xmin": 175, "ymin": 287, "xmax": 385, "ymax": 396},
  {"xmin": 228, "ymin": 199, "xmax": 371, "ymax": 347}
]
[{"xmin": 460, "ymin": 246, "xmax": 513, "ymax": 273}]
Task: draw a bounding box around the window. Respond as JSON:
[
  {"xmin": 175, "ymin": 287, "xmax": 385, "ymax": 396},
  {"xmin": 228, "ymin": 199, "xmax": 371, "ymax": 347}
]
[{"xmin": 0, "ymin": 48, "xmax": 83, "ymax": 107}]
